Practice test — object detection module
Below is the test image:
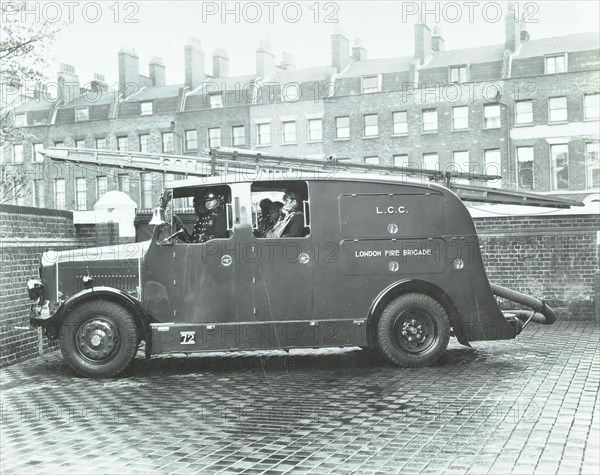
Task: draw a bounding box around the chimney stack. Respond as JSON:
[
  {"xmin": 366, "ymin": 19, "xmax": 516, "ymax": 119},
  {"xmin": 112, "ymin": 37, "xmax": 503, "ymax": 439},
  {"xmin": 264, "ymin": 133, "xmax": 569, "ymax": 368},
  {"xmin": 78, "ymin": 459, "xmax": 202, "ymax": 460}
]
[
  {"xmin": 504, "ymin": 3, "xmax": 521, "ymax": 52},
  {"xmin": 118, "ymin": 45, "xmax": 140, "ymax": 97},
  {"xmin": 91, "ymin": 73, "xmax": 108, "ymax": 93},
  {"xmin": 256, "ymin": 39, "xmax": 276, "ymax": 78},
  {"xmin": 212, "ymin": 48, "xmax": 230, "ymax": 78},
  {"xmin": 431, "ymin": 26, "xmax": 445, "ymax": 53},
  {"xmin": 279, "ymin": 51, "xmax": 295, "ymax": 70},
  {"xmin": 149, "ymin": 56, "xmax": 166, "ymax": 86},
  {"xmin": 184, "ymin": 37, "xmax": 206, "ymax": 90},
  {"xmin": 331, "ymin": 31, "xmax": 351, "ymax": 72},
  {"xmin": 57, "ymin": 63, "xmax": 81, "ymax": 104},
  {"xmin": 352, "ymin": 38, "xmax": 368, "ymax": 61},
  {"xmin": 414, "ymin": 23, "xmax": 432, "ymax": 65}
]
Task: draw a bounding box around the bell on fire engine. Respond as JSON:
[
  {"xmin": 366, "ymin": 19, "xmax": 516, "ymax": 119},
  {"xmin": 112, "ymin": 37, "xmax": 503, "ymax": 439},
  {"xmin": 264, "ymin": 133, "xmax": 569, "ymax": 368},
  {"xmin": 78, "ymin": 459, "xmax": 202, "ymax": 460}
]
[{"xmin": 149, "ymin": 206, "xmax": 166, "ymax": 226}]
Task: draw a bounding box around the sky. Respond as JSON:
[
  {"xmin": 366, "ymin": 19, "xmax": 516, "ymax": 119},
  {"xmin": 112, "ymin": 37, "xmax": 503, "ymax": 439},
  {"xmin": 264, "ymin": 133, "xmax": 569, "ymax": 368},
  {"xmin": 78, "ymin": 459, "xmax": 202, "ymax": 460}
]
[{"xmin": 23, "ymin": 0, "xmax": 600, "ymax": 86}]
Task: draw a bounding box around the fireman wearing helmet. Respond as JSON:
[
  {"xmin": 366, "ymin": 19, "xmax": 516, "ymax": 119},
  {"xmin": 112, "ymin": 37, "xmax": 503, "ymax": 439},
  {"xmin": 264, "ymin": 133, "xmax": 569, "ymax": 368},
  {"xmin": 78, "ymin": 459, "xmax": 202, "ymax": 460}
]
[{"xmin": 189, "ymin": 191, "xmax": 228, "ymax": 243}]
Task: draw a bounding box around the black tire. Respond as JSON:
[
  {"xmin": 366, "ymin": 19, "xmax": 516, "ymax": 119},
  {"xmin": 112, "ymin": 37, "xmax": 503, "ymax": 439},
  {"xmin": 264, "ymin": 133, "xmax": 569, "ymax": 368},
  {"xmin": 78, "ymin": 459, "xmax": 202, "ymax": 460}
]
[
  {"xmin": 377, "ymin": 293, "xmax": 450, "ymax": 367},
  {"xmin": 59, "ymin": 300, "xmax": 138, "ymax": 378}
]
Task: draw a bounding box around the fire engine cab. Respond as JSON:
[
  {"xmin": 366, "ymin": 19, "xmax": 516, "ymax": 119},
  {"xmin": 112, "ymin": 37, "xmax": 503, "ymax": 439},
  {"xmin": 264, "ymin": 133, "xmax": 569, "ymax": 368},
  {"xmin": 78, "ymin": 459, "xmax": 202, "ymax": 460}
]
[{"xmin": 27, "ymin": 149, "xmax": 572, "ymax": 378}]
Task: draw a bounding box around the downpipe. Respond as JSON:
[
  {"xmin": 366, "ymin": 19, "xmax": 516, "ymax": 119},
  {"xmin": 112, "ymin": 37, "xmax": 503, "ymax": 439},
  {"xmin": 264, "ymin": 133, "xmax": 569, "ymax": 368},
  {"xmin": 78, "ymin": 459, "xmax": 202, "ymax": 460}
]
[{"xmin": 491, "ymin": 284, "xmax": 556, "ymax": 325}]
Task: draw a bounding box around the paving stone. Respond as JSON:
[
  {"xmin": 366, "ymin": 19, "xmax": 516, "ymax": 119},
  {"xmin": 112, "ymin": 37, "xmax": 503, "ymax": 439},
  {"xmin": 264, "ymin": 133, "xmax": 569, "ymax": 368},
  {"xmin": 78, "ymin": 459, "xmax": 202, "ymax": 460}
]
[{"xmin": 0, "ymin": 322, "xmax": 598, "ymax": 474}]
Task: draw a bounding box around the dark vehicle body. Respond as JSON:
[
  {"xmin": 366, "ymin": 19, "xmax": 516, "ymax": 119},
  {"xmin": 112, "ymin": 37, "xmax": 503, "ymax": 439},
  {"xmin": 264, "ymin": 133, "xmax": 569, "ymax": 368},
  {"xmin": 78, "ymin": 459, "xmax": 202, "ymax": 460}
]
[{"xmin": 29, "ymin": 174, "xmax": 553, "ymax": 377}]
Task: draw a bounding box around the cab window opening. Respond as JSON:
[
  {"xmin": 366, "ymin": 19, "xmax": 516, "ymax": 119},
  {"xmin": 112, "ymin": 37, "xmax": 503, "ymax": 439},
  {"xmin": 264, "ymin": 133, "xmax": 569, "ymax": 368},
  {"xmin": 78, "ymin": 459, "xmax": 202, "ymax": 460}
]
[{"xmin": 251, "ymin": 181, "xmax": 310, "ymax": 238}]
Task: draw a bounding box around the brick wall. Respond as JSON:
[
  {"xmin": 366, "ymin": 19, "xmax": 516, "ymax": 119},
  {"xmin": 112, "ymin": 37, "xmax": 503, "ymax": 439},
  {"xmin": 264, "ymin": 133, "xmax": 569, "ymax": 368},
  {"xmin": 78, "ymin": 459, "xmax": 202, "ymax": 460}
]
[
  {"xmin": 474, "ymin": 214, "xmax": 599, "ymax": 320},
  {"xmin": 0, "ymin": 204, "xmax": 96, "ymax": 367}
]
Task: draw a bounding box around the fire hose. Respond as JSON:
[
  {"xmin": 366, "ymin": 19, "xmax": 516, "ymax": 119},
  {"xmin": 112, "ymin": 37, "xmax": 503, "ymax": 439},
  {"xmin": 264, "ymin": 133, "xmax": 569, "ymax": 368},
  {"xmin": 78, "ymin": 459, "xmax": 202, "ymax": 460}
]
[{"xmin": 491, "ymin": 284, "xmax": 556, "ymax": 325}]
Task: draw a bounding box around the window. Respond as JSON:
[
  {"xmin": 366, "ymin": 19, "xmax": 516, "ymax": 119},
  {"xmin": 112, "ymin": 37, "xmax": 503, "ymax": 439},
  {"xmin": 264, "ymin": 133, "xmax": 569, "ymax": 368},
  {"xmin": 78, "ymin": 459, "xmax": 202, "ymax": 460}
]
[
  {"xmin": 140, "ymin": 101, "xmax": 153, "ymax": 115},
  {"xmin": 209, "ymin": 94, "xmax": 223, "ymax": 108},
  {"xmin": 550, "ymin": 144, "xmax": 569, "ymax": 190},
  {"xmin": 452, "ymin": 106, "xmax": 468, "ymax": 130},
  {"xmin": 392, "ymin": 111, "xmax": 408, "ymax": 135},
  {"xmin": 34, "ymin": 180, "xmax": 45, "ymax": 207},
  {"xmin": 15, "ymin": 113, "xmax": 27, "ymax": 127},
  {"xmin": 308, "ymin": 119, "xmax": 322, "ymax": 142},
  {"xmin": 282, "ymin": 83, "xmax": 300, "ymax": 102},
  {"xmin": 54, "ymin": 178, "xmax": 66, "ymax": 209},
  {"xmin": 423, "ymin": 153, "xmax": 438, "ymax": 170},
  {"xmin": 545, "ymin": 55, "xmax": 566, "ymax": 74},
  {"xmin": 516, "ymin": 100, "xmax": 533, "ymax": 125},
  {"xmin": 118, "ymin": 174, "xmax": 130, "ymax": 194},
  {"xmin": 251, "ymin": 182, "xmax": 308, "ymax": 238},
  {"xmin": 282, "ymin": 121, "xmax": 296, "ymax": 144},
  {"xmin": 95, "ymin": 137, "xmax": 107, "ymax": 149},
  {"xmin": 450, "ymin": 66, "xmax": 467, "ymax": 83},
  {"xmin": 549, "ymin": 97, "xmax": 567, "ymax": 123},
  {"xmin": 585, "ymin": 142, "xmax": 599, "ymax": 189},
  {"xmin": 336, "ymin": 116, "xmax": 350, "ymax": 139},
  {"xmin": 208, "ymin": 128, "xmax": 221, "ymax": 148},
  {"xmin": 97, "ymin": 176, "xmax": 108, "ymax": 197},
  {"xmin": 364, "ymin": 156, "xmax": 379, "ymax": 165},
  {"xmin": 393, "ymin": 154, "xmax": 409, "ymax": 168},
  {"xmin": 584, "ymin": 93, "xmax": 599, "ymax": 120},
  {"xmin": 75, "ymin": 139, "xmax": 85, "ymax": 149},
  {"xmin": 517, "ymin": 146, "xmax": 534, "ymax": 190},
  {"xmin": 484, "ymin": 104, "xmax": 501, "ymax": 129},
  {"xmin": 33, "ymin": 143, "xmax": 44, "ymax": 163},
  {"xmin": 232, "ymin": 126, "xmax": 245, "ymax": 146},
  {"xmin": 117, "ymin": 136, "xmax": 128, "ymax": 151},
  {"xmin": 185, "ymin": 130, "xmax": 198, "ymax": 151},
  {"xmin": 75, "ymin": 178, "xmax": 87, "ymax": 210},
  {"xmin": 162, "ymin": 132, "xmax": 174, "ymax": 153},
  {"xmin": 453, "ymin": 151, "xmax": 470, "ymax": 184},
  {"xmin": 75, "ymin": 107, "xmax": 89, "ymax": 122},
  {"xmin": 139, "ymin": 134, "xmax": 149, "ymax": 153},
  {"xmin": 363, "ymin": 114, "xmax": 378, "ymax": 137},
  {"xmin": 257, "ymin": 123, "xmax": 271, "ymax": 146},
  {"xmin": 141, "ymin": 173, "xmax": 153, "ymax": 208},
  {"xmin": 361, "ymin": 75, "xmax": 380, "ymax": 94},
  {"xmin": 484, "ymin": 149, "xmax": 502, "ymax": 188},
  {"xmin": 422, "ymin": 109, "xmax": 438, "ymax": 132},
  {"xmin": 13, "ymin": 144, "xmax": 23, "ymax": 163}
]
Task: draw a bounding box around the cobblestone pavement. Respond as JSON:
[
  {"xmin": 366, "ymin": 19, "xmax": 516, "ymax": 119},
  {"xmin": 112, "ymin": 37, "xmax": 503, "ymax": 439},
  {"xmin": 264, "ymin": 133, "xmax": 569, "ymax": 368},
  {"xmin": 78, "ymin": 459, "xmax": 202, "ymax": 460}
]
[{"xmin": 1, "ymin": 321, "xmax": 598, "ymax": 474}]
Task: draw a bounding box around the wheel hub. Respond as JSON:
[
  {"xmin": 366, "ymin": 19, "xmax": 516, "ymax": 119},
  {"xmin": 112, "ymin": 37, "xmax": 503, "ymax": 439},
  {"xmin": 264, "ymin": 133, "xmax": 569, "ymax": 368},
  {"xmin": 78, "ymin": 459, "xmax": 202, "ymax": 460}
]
[
  {"xmin": 401, "ymin": 319, "xmax": 425, "ymax": 343},
  {"xmin": 76, "ymin": 318, "xmax": 119, "ymax": 362}
]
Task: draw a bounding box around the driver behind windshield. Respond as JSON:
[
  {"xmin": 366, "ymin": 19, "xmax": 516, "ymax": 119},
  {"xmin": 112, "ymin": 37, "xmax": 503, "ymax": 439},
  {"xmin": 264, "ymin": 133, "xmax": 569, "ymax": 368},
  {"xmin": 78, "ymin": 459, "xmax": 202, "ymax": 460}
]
[{"xmin": 181, "ymin": 191, "xmax": 228, "ymax": 242}]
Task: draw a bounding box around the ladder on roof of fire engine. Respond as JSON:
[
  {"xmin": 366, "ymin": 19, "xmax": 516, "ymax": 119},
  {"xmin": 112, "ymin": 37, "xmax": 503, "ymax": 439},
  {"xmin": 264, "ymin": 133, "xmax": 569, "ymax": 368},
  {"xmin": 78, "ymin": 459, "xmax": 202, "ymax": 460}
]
[{"xmin": 42, "ymin": 146, "xmax": 582, "ymax": 209}]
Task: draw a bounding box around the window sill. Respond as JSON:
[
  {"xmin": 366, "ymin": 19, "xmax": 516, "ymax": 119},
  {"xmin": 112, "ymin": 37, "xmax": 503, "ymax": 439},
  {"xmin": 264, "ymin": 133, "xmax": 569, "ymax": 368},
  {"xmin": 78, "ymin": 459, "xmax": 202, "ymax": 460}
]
[
  {"xmin": 391, "ymin": 134, "xmax": 408, "ymax": 138},
  {"xmin": 282, "ymin": 142, "xmax": 298, "ymax": 146},
  {"xmin": 421, "ymin": 131, "xmax": 438, "ymax": 135},
  {"xmin": 548, "ymin": 121, "xmax": 569, "ymax": 125},
  {"xmin": 483, "ymin": 126, "xmax": 502, "ymax": 130},
  {"xmin": 333, "ymin": 138, "xmax": 350, "ymax": 142},
  {"xmin": 514, "ymin": 123, "xmax": 534, "ymax": 127},
  {"xmin": 255, "ymin": 144, "xmax": 271, "ymax": 148},
  {"xmin": 307, "ymin": 140, "xmax": 323, "ymax": 144},
  {"xmin": 451, "ymin": 128, "xmax": 469, "ymax": 132},
  {"xmin": 362, "ymin": 136, "xmax": 379, "ymax": 140}
]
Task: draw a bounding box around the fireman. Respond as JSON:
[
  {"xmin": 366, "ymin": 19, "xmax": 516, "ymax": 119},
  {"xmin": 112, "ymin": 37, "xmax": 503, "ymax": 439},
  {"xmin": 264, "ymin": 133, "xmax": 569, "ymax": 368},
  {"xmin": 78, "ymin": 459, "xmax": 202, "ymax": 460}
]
[{"xmin": 189, "ymin": 191, "xmax": 228, "ymax": 243}]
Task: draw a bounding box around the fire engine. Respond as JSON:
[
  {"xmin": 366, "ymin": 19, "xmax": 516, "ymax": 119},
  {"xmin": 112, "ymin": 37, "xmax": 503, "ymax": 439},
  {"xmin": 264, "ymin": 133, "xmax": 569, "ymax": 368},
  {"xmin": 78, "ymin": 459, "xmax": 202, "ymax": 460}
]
[{"xmin": 26, "ymin": 147, "xmax": 578, "ymax": 378}]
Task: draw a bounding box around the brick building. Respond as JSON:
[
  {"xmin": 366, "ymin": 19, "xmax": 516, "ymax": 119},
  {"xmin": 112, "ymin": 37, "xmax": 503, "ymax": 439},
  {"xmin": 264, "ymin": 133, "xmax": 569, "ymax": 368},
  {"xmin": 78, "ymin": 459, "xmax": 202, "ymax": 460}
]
[{"xmin": 3, "ymin": 11, "xmax": 599, "ymax": 212}]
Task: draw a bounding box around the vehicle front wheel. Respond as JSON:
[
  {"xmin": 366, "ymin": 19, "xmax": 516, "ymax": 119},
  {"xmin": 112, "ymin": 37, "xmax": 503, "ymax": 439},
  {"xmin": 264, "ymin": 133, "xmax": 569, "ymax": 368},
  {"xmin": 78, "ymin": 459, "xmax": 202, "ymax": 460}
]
[
  {"xmin": 377, "ymin": 293, "xmax": 450, "ymax": 367},
  {"xmin": 60, "ymin": 300, "xmax": 138, "ymax": 378}
]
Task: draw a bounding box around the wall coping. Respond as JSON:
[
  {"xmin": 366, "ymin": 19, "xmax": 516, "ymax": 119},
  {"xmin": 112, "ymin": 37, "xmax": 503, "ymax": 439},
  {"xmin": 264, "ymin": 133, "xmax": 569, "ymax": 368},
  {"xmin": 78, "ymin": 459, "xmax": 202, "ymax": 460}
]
[{"xmin": 0, "ymin": 204, "xmax": 73, "ymax": 219}]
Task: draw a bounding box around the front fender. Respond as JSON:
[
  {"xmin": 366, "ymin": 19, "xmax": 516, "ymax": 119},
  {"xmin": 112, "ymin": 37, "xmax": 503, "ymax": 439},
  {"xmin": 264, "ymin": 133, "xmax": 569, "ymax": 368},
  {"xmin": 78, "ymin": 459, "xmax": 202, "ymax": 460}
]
[{"xmin": 44, "ymin": 286, "xmax": 152, "ymax": 341}]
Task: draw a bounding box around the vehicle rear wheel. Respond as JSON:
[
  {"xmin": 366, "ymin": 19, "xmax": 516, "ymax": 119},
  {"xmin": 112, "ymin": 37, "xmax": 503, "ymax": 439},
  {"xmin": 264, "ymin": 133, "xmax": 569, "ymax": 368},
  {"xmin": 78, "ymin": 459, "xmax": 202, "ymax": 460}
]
[
  {"xmin": 60, "ymin": 300, "xmax": 138, "ymax": 378},
  {"xmin": 377, "ymin": 293, "xmax": 450, "ymax": 367}
]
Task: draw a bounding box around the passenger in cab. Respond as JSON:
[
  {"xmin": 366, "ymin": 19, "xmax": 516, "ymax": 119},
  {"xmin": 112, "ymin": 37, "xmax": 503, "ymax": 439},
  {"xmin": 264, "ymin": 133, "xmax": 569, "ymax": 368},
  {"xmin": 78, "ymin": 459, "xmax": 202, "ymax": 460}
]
[{"xmin": 265, "ymin": 190, "xmax": 304, "ymax": 238}]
